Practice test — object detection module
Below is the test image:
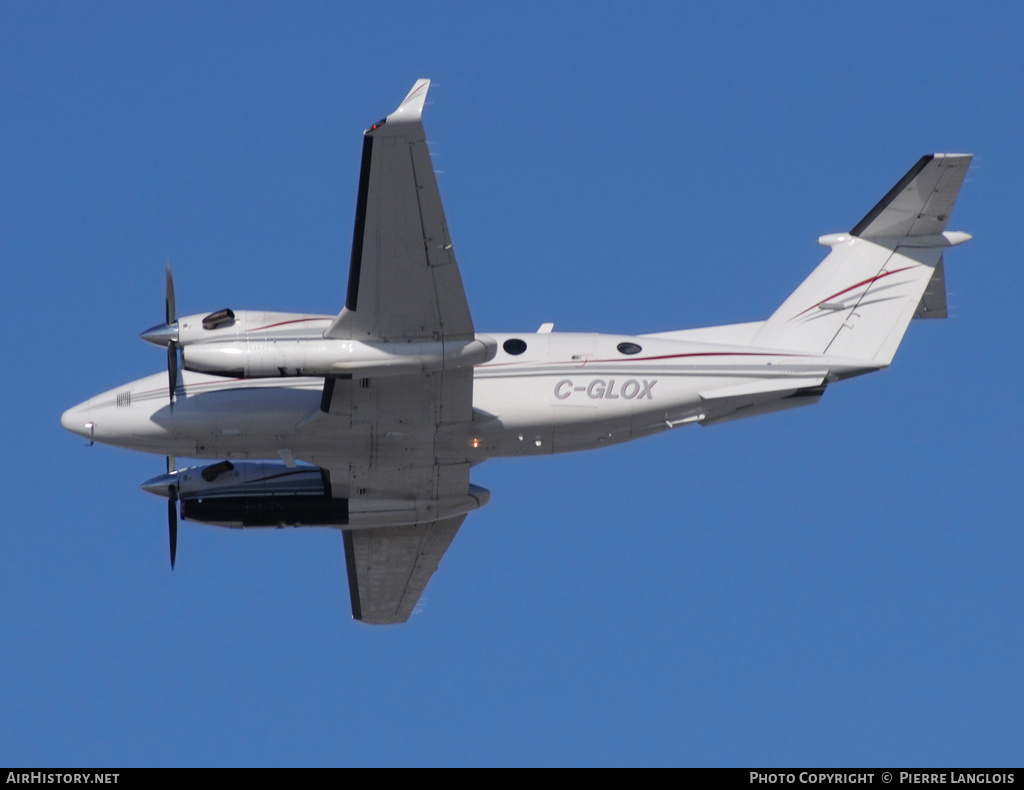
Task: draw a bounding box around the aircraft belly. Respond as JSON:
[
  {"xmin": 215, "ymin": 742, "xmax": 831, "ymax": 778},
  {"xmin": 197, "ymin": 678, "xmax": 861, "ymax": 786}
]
[
  {"xmin": 473, "ymin": 373, "xmax": 719, "ymax": 457},
  {"xmin": 472, "ymin": 368, "xmax": 829, "ymax": 457}
]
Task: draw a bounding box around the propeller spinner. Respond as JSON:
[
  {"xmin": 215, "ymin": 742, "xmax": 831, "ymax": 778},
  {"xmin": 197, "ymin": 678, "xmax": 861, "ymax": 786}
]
[{"xmin": 140, "ymin": 264, "xmax": 180, "ymax": 407}]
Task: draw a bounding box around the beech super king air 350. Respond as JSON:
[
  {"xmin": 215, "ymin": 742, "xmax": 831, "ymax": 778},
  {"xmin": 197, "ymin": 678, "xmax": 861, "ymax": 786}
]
[{"xmin": 61, "ymin": 81, "xmax": 972, "ymax": 624}]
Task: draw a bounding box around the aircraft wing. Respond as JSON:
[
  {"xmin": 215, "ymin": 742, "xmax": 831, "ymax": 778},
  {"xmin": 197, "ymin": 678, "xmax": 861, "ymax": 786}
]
[
  {"xmin": 313, "ymin": 439, "xmax": 475, "ymax": 625},
  {"xmin": 325, "ymin": 79, "xmax": 474, "ymax": 343},
  {"xmin": 343, "ymin": 516, "xmax": 465, "ymax": 624},
  {"xmin": 313, "ymin": 85, "xmax": 482, "ymax": 622}
]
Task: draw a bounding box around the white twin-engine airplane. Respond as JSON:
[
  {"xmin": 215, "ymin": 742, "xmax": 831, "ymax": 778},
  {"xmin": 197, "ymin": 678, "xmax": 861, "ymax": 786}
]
[{"xmin": 62, "ymin": 80, "xmax": 972, "ymax": 624}]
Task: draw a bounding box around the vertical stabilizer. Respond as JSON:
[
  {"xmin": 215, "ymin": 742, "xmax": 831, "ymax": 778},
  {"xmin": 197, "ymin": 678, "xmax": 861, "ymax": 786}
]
[{"xmin": 753, "ymin": 155, "xmax": 971, "ymax": 365}]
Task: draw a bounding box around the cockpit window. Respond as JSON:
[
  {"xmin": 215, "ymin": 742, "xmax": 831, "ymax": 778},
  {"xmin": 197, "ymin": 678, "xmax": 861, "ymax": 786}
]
[{"xmin": 503, "ymin": 338, "xmax": 527, "ymax": 355}]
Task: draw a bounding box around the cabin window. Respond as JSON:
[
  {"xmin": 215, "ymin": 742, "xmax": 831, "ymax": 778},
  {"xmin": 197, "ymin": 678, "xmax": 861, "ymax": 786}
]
[
  {"xmin": 503, "ymin": 338, "xmax": 527, "ymax": 355},
  {"xmin": 616, "ymin": 342, "xmax": 642, "ymax": 355}
]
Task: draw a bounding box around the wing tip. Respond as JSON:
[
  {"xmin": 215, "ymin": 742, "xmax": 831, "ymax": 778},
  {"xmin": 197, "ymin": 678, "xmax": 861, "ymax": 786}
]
[
  {"xmin": 342, "ymin": 529, "xmax": 363, "ymax": 621},
  {"xmin": 388, "ymin": 79, "xmax": 431, "ymax": 123}
]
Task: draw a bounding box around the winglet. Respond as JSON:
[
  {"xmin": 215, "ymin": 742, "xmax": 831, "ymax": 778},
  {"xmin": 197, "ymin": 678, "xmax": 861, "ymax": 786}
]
[{"xmin": 387, "ymin": 79, "xmax": 430, "ymax": 124}]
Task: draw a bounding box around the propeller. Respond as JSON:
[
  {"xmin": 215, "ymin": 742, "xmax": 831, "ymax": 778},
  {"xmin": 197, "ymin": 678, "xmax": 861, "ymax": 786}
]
[
  {"xmin": 168, "ymin": 489, "xmax": 178, "ymax": 568},
  {"xmin": 140, "ymin": 263, "xmax": 180, "ymax": 408},
  {"xmin": 141, "ymin": 457, "xmax": 180, "ymax": 569},
  {"xmin": 167, "ymin": 455, "xmax": 178, "ymax": 569},
  {"xmin": 141, "ymin": 458, "xmax": 236, "ymax": 569},
  {"xmin": 165, "ymin": 265, "xmax": 178, "ymax": 409}
]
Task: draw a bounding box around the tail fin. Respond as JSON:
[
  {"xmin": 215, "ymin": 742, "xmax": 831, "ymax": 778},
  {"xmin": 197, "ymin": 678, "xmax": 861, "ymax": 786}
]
[{"xmin": 753, "ymin": 154, "xmax": 971, "ymax": 365}]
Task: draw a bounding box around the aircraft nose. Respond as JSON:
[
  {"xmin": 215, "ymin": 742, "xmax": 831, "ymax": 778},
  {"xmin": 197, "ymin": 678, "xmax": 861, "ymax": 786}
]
[{"xmin": 61, "ymin": 402, "xmax": 94, "ymax": 440}]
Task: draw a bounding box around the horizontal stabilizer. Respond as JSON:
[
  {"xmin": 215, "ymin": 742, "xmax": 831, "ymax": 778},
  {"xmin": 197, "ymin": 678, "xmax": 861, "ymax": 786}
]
[
  {"xmin": 852, "ymin": 154, "xmax": 971, "ymax": 240},
  {"xmin": 914, "ymin": 257, "xmax": 948, "ymax": 319}
]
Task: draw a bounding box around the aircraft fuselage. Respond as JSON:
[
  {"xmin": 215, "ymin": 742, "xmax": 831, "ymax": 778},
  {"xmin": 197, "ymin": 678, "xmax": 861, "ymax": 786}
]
[{"xmin": 61, "ymin": 323, "xmax": 872, "ymax": 464}]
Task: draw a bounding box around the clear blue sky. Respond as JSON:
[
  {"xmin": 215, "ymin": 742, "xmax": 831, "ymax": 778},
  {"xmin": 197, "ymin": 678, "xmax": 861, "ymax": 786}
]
[{"xmin": 3, "ymin": 1, "xmax": 1022, "ymax": 767}]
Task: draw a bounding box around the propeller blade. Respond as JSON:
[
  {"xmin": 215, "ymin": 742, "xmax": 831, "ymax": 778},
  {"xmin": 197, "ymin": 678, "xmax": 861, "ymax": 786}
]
[
  {"xmin": 167, "ymin": 342, "xmax": 179, "ymax": 407},
  {"xmin": 165, "ymin": 263, "xmax": 176, "ymax": 326},
  {"xmin": 167, "ymin": 455, "xmax": 178, "ymax": 568},
  {"xmin": 168, "ymin": 491, "xmax": 178, "ymax": 570}
]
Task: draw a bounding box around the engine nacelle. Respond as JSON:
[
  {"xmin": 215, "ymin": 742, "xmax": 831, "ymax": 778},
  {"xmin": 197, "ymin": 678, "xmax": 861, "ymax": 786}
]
[
  {"xmin": 184, "ymin": 336, "xmax": 497, "ymax": 378},
  {"xmin": 184, "ymin": 494, "xmax": 349, "ymax": 528},
  {"xmin": 176, "ymin": 310, "xmax": 333, "ymax": 347},
  {"xmin": 142, "ymin": 461, "xmax": 491, "ymax": 529},
  {"xmin": 143, "ymin": 460, "xmax": 340, "ymax": 528},
  {"xmin": 179, "ymin": 308, "xmax": 497, "ymax": 378}
]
